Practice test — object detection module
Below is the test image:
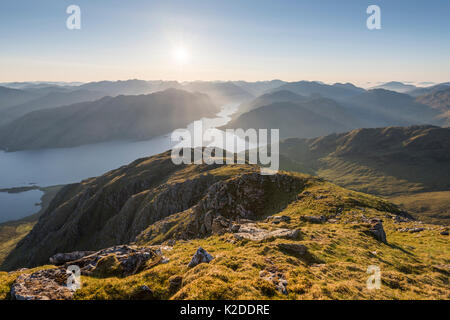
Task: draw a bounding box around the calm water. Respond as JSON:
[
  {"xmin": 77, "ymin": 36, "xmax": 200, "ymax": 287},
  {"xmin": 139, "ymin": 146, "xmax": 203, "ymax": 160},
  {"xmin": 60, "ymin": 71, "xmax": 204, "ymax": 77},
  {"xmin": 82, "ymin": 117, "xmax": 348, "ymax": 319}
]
[
  {"xmin": 0, "ymin": 104, "xmax": 250, "ymax": 222},
  {"xmin": 0, "ymin": 190, "xmax": 43, "ymax": 223}
]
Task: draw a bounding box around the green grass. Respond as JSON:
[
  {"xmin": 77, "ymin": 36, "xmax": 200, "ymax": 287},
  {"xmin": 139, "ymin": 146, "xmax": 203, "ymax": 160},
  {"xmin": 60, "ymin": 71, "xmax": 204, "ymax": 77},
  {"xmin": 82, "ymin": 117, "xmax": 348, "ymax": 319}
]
[
  {"xmin": 2, "ymin": 178, "xmax": 447, "ymax": 300},
  {"xmin": 389, "ymin": 191, "xmax": 450, "ymax": 225}
]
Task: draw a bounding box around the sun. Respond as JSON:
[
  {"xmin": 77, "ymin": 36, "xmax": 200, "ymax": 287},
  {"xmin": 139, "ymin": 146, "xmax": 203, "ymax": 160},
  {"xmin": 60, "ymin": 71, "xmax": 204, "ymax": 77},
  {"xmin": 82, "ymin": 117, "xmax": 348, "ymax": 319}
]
[{"xmin": 172, "ymin": 46, "xmax": 190, "ymax": 65}]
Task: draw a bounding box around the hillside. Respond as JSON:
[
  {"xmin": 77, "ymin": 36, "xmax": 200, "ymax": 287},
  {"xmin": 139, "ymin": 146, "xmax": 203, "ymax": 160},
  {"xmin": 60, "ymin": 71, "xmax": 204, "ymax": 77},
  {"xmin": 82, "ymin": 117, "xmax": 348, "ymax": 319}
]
[
  {"xmin": 0, "ymin": 86, "xmax": 39, "ymax": 111},
  {"xmin": 232, "ymin": 80, "xmax": 286, "ymax": 96},
  {"xmin": 416, "ymin": 88, "xmax": 450, "ymax": 125},
  {"xmin": 1, "ymin": 150, "xmax": 448, "ymax": 300},
  {"xmin": 342, "ymin": 89, "xmax": 443, "ymax": 126},
  {"xmin": 407, "ymin": 83, "xmax": 450, "ymax": 97},
  {"xmin": 225, "ymin": 98, "xmax": 362, "ymax": 139},
  {"xmin": 416, "ymin": 87, "xmax": 450, "ymax": 113},
  {"xmin": 183, "ymin": 81, "xmax": 254, "ymax": 104},
  {"xmin": 236, "ymin": 90, "xmax": 308, "ymax": 116},
  {"xmin": 226, "ymin": 88, "xmax": 444, "ymax": 141},
  {"xmin": 0, "ymin": 89, "xmax": 219, "ymax": 151},
  {"xmin": 0, "ymin": 89, "xmax": 106, "ymax": 126},
  {"xmin": 278, "ymin": 125, "xmax": 450, "ymax": 223}
]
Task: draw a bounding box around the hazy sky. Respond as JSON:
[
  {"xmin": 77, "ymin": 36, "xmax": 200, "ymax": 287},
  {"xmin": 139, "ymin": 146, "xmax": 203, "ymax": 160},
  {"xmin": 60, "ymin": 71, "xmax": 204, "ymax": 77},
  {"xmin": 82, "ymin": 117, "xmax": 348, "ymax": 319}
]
[{"xmin": 1, "ymin": 0, "xmax": 449, "ymax": 85}]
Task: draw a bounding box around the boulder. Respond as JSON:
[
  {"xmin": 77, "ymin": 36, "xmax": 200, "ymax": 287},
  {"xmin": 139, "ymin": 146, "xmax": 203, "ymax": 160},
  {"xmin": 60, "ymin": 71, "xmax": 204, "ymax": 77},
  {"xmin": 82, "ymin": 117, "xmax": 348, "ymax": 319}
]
[
  {"xmin": 188, "ymin": 247, "xmax": 214, "ymax": 268},
  {"xmin": 10, "ymin": 268, "xmax": 73, "ymax": 300},
  {"xmin": 398, "ymin": 227, "xmax": 425, "ymax": 233},
  {"xmin": 211, "ymin": 215, "xmax": 230, "ymax": 235},
  {"xmin": 368, "ymin": 219, "xmax": 387, "ymax": 243},
  {"xmin": 130, "ymin": 285, "xmax": 155, "ymax": 300},
  {"xmin": 277, "ymin": 243, "xmax": 308, "ymax": 256},
  {"xmin": 49, "ymin": 251, "xmax": 95, "ymax": 265},
  {"xmin": 259, "ymin": 268, "xmax": 288, "ymax": 295},
  {"xmin": 234, "ymin": 224, "xmax": 300, "ymax": 241},
  {"xmin": 169, "ymin": 275, "xmax": 183, "ymax": 292},
  {"xmin": 301, "ymin": 215, "xmax": 326, "ymax": 223},
  {"xmin": 62, "ymin": 245, "xmax": 164, "ymax": 277},
  {"xmin": 266, "ymin": 215, "xmax": 291, "ymax": 224}
]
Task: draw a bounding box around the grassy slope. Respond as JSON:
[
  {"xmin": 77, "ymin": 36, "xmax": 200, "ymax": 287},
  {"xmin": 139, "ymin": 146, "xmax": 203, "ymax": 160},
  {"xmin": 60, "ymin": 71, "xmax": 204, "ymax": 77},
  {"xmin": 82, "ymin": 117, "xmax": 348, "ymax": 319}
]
[
  {"xmin": 0, "ymin": 185, "xmax": 62, "ymax": 265},
  {"xmin": 389, "ymin": 191, "xmax": 450, "ymax": 225},
  {"xmin": 1, "ymin": 176, "xmax": 448, "ymax": 300}
]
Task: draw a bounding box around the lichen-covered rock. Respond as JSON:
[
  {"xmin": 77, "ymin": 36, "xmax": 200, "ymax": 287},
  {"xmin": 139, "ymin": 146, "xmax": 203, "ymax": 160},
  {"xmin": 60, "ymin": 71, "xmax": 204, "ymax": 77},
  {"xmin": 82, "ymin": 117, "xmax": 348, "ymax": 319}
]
[
  {"xmin": 49, "ymin": 251, "xmax": 95, "ymax": 265},
  {"xmin": 277, "ymin": 243, "xmax": 308, "ymax": 255},
  {"xmin": 169, "ymin": 275, "xmax": 183, "ymax": 292},
  {"xmin": 266, "ymin": 215, "xmax": 291, "ymax": 224},
  {"xmin": 187, "ymin": 247, "xmax": 214, "ymax": 268},
  {"xmin": 10, "ymin": 268, "xmax": 73, "ymax": 300},
  {"xmin": 301, "ymin": 215, "xmax": 326, "ymax": 223},
  {"xmin": 398, "ymin": 227, "xmax": 425, "ymax": 233},
  {"xmin": 368, "ymin": 219, "xmax": 387, "ymax": 243},
  {"xmin": 62, "ymin": 245, "xmax": 164, "ymax": 277},
  {"xmin": 234, "ymin": 223, "xmax": 300, "ymax": 241},
  {"xmin": 259, "ymin": 266, "xmax": 288, "ymax": 295}
]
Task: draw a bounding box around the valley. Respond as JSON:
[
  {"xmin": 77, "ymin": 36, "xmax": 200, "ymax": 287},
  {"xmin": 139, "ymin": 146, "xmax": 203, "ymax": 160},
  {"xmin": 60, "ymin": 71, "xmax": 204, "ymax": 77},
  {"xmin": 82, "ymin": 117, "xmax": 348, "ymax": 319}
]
[{"xmin": 0, "ymin": 79, "xmax": 449, "ymax": 301}]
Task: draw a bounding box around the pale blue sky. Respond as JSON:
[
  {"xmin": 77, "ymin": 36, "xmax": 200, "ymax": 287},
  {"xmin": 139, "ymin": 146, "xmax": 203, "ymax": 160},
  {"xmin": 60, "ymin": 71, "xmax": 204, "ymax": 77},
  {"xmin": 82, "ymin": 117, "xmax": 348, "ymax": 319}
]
[{"xmin": 1, "ymin": 0, "xmax": 449, "ymax": 85}]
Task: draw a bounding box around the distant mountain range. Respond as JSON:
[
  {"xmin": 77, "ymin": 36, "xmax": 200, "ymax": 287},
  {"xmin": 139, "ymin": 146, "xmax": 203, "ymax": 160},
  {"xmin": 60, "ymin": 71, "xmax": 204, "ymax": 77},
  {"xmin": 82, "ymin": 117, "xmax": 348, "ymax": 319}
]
[
  {"xmin": 0, "ymin": 89, "xmax": 106, "ymax": 126},
  {"xmin": 0, "ymin": 86, "xmax": 40, "ymax": 111},
  {"xmin": 0, "ymin": 89, "xmax": 218, "ymax": 151},
  {"xmin": 370, "ymin": 81, "xmax": 418, "ymax": 93},
  {"xmin": 225, "ymin": 87, "xmax": 444, "ymax": 140},
  {"xmin": 271, "ymin": 81, "xmax": 365, "ymax": 99},
  {"xmin": 182, "ymin": 81, "xmax": 254, "ymax": 104}
]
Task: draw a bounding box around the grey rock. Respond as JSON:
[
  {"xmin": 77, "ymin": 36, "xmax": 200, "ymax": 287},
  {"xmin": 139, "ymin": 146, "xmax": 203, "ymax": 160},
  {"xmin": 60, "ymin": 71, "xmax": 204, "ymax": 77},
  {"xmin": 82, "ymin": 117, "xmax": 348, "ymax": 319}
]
[
  {"xmin": 188, "ymin": 247, "xmax": 214, "ymax": 268},
  {"xmin": 234, "ymin": 224, "xmax": 300, "ymax": 241},
  {"xmin": 62, "ymin": 245, "xmax": 164, "ymax": 277},
  {"xmin": 368, "ymin": 219, "xmax": 387, "ymax": 243},
  {"xmin": 277, "ymin": 243, "xmax": 308, "ymax": 255},
  {"xmin": 49, "ymin": 251, "xmax": 95, "ymax": 265},
  {"xmin": 10, "ymin": 268, "xmax": 73, "ymax": 300},
  {"xmin": 169, "ymin": 275, "xmax": 183, "ymax": 292},
  {"xmin": 301, "ymin": 215, "xmax": 326, "ymax": 223},
  {"xmin": 398, "ymin": 227, "xmax": 425, "ymax": 233},
  {"xmin": 266, "ymin": 215, "xmax": 291, "ymax": 224}
]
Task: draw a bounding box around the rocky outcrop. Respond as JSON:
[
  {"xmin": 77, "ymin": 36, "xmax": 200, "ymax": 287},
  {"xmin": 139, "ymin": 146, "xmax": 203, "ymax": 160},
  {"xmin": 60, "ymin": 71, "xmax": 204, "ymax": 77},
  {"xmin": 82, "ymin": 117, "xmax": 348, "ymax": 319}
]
[
  {"xmin": 233, "ymin": 223, "xmax": 300, "ymax": 241},
  {"xmin": 9, "ymin": 245, "xmax": 165, "ymax": 300},
  {"xmin": 62, "ymin": 245, "xmax": 165, "ymax": 277},
  {"xmin": 398, "ymin": 227, "xmax": 425, "ymax": 233},
  {"xmin": 277, "ymin": 243, "xmax": 308, "ymax": 256},
  {"xmin": 266, "ymin": 215, "xmax": 291, "ymax": 224},
  {"xmin": 367, "ymin": 219, "xmax": 387, "ymax": 243},
  {"xmin": 49, "ymin": 251, "xmax": 95, "ymax": 265},
  {"xmin": 10, "ymin": 268, "xmax": 74, "ymax": 300},
  {"xmin": 301, "ymin": 215, "xmax": 326, "ymax": 223},
  {"xmin": 187, "ymin": 247, "xmax": 214, "ymax": 268},
  {"xmin": 259, "ymin": 264, "xmax": 288, "ymax": 295},
  {"xmin": 136, "ymin": 172, "xmax": 308, "ymax": 244}
]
